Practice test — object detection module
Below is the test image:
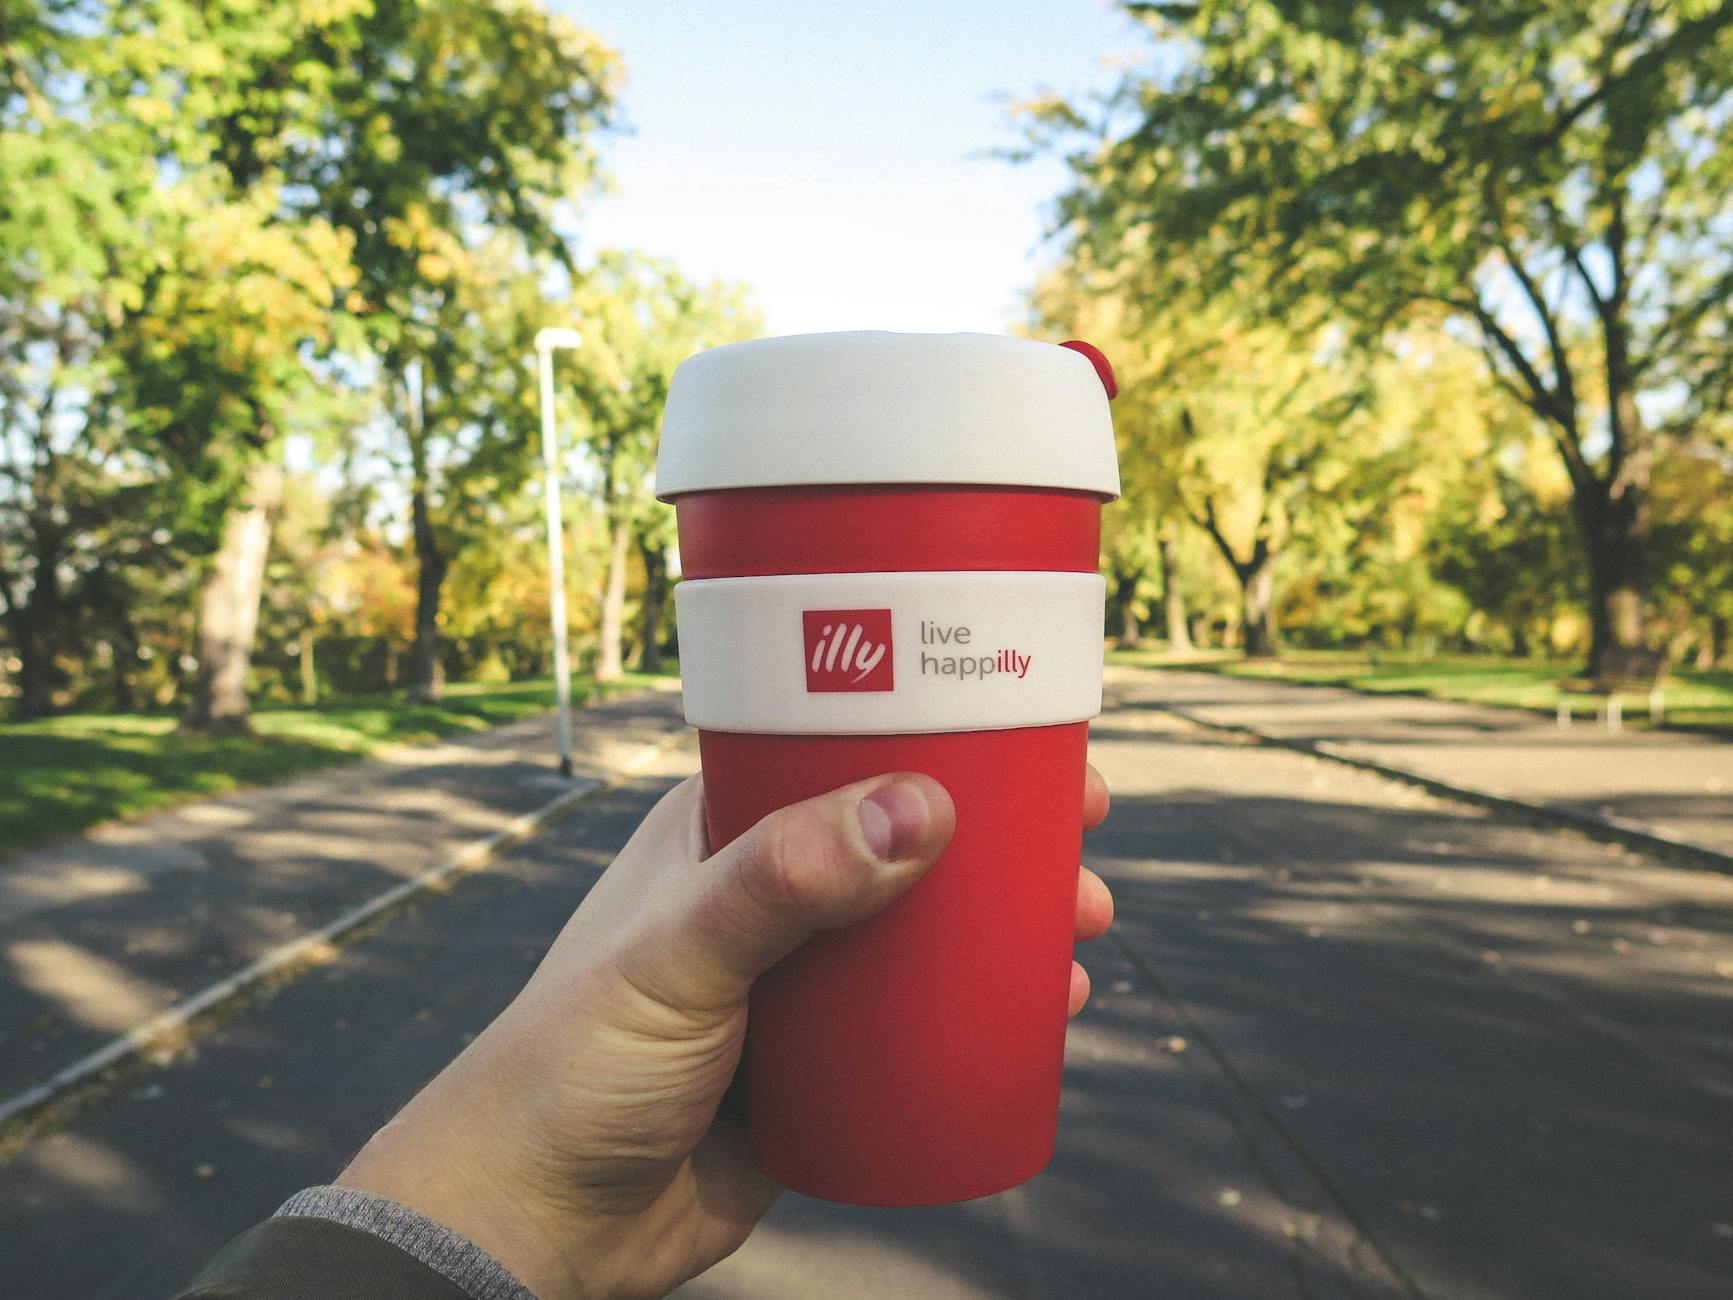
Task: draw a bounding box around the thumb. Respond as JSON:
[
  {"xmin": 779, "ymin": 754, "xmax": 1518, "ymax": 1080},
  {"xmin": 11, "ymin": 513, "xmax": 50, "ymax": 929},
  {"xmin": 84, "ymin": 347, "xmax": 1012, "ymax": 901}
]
[{"xmin": 613, "ymin": 773, "xmax": 955, "ymax": 1016}]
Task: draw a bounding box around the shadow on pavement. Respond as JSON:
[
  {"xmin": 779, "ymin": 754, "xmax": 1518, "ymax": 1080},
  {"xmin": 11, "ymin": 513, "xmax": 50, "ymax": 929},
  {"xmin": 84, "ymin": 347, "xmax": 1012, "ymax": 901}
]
[
  {"xmin": 1080, "ymin": 786, "xmax": 1733, "ymax": 1300},
  {"xmin": 4, "ymin": 749, "xmax": 1732, "ymax": 1299}
]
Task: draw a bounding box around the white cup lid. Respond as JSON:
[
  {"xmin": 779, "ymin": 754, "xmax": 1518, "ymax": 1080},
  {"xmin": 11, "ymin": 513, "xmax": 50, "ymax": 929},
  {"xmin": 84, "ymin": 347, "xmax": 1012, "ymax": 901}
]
[{"xmin": 654, "ymin": 331, "xmax": 1120, "ymax": 500}]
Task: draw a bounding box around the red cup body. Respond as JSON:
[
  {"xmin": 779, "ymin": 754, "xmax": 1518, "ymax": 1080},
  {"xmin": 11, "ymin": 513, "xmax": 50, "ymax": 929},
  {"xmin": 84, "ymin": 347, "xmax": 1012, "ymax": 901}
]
[{"xmin": 675, "ymin": 485, "xmax": 1102, "ymax": 1204}]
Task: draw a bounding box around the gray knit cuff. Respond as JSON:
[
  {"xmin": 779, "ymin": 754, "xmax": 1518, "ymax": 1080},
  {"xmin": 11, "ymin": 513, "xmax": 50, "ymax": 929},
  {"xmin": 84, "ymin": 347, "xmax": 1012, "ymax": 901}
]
[{"xmin": 275, "ymin": 1185, "xmax": 537, "ymax": 1300}]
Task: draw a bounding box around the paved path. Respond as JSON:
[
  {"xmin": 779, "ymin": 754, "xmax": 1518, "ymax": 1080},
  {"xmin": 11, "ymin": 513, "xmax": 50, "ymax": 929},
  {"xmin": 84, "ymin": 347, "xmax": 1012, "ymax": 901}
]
[
  {"xmin": 4, "ymin": 677, "xmax": 1731, "ymax": 1298},
  {"xmin": 1132, "ymin": 668, "xmax": 1733, "ymax": 863},
  {"xmin": 0, "ymin": 687, "xmax": 688, "ymax": 1104}
]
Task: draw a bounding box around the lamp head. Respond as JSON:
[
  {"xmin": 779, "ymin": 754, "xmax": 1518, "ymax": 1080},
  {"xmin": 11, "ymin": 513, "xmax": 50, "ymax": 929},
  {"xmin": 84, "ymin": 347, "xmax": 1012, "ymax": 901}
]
[{"xmin": 535, "ymin": 327, "xmax": 584, "ymax": 352}]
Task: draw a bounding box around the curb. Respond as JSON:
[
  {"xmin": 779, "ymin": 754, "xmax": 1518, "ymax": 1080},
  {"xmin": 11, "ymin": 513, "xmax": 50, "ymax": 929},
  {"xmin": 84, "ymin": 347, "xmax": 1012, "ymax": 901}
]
[
  {"xmin": 0, "ymin": 729, "xmax": 688, "ymax": 1133},
  {"xmin": 1146, "ymin": 702, "xmax": 1733, "ymax": 880}
]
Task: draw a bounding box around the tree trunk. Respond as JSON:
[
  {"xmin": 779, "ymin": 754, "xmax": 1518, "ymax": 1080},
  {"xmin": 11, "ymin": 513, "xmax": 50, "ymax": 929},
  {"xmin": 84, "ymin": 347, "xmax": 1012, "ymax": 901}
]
[
  {"xmin": 5, "ymin": 599, "xmax": 60, "ymax": 719},
  {"xmin": 183, "ymin": 460, "xmax": 283, "ymax": 733},
  {"xmin": 1158, "ymin": 527, "xmax": 1193, "ymax": 654},
  {"xmin": 596, "ymin": 511, "xmax": 631, "ymax": 682},
  {"xmin": 1119, "ymin": 597, "xmax": 1140, "ymax": 646},
  {"xmin": 1, "ymin": 518, "xmax": 67, "ymax": 719},
  {"xmin": 405, "ymin": 361, "xmax": 447, "ymax": 703},
  {"xmin": 409, "ymin": 480, "xmax": 448, "ymax": 702},
  {"xmin": 1113, "ymin": 565, "xmax": 1141, "ymax": 646},
  {"xmin": 299, "ymin": 626, "xmax": 318, "ymax": 705},
  {"xmin": 1579, "ymin": 496, "xmax": 1648, "ymax": 677},
  {"xmin": 1196, "ymin": 502, "xmax": 1279, "ymax": 659},
  {"xmin": 637, "ymin": 532, "xmax": 668, "ymax": 674},
  {"xmin": 1692, "ymin": 630, "xmax": 1713, "ymax": 671},
  {"xmin": 1240, "ymin": 556, "xmax": 1279, "ymax": 659},
  {"xmin": 1560, "ymin": 203, "xmax": 1651, "ymax": 680},
  {"xmin": 111, "ymin": 606, "xmax": 142, "ymax": 712},
  {"xmin": 8, "ymin": 619, "xmax": 59, "ymax": 718}
]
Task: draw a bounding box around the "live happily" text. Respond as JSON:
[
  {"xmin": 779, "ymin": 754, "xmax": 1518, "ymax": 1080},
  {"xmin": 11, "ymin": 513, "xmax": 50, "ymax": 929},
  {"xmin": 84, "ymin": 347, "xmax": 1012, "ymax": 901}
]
[{"xmin": 917, "ymin": 619, "xmax": 1032, "ymax": 682}]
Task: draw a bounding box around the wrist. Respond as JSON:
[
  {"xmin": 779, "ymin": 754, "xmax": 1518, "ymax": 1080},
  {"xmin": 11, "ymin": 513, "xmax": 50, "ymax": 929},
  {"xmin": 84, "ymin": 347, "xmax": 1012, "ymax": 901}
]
[{"xmin": 336, "ymin": 1038, "xmax": 607, "ymax": 1300}]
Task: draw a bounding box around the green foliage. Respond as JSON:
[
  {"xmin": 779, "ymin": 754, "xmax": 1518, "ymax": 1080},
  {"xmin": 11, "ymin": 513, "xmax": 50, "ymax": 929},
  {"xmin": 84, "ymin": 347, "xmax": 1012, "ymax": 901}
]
[
  {"xmin": 434, "ymin": 482, "xmax": 612, "ymax": 680},
  {"xmin": 1, "ymin": 0, "xmax": 626, "ymax": 717},
  {"xmin": 112, "ymin": 188, "xmax": 359, "ymax": 522},
  {"xmin": 1058, "ymin": 0, "xmax": 1733, "ymax": 348},
  {"xmin": 561, "ymin": 250, "xmax": 761, "ymax": 522},
  {"xmin": 351, "ymin": 240, "xmax": 554, "ymax": 562},
  {"xmin": 554, "ymin": 250, "xmax": 759, "ymax": 676},
  {"xmin": 1032, "ymin": 249, "xmax": 1504, "ymax": 653},
  {"xmin": 1033, "ymin": 0, "xmax": 1733, "ymax": 664},
  {"xmin": 1424, "ymin": 435, "xmax": 1590, "ymax": 656},
  {"xmin": 1650, "ymin": 443, "xmax": 1733, "ymax": 665},
  {"xmin": 297, "ymin": 0, "xmax": 620, "ymax": 349}
]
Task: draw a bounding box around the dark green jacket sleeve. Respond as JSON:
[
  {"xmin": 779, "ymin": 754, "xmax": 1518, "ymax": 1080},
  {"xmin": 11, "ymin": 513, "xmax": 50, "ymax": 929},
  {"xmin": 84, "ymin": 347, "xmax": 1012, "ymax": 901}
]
[{"xmin": 174, "ymin": 1215, "xmax": 474, "ymax": 1300}]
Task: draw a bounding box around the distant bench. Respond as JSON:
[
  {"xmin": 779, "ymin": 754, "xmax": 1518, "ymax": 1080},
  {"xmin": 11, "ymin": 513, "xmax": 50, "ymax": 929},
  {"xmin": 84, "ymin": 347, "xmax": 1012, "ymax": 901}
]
[{"xmin": 1556, "ymin": 647, "xmax": 1666, "ymax": 732}]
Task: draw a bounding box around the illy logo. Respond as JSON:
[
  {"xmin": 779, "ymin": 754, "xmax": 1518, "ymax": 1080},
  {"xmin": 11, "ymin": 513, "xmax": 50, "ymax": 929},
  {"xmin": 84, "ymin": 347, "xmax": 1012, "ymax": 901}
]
[{"xmin": 803, "ymin": 609, "xmax": 894, "ymax": 692}]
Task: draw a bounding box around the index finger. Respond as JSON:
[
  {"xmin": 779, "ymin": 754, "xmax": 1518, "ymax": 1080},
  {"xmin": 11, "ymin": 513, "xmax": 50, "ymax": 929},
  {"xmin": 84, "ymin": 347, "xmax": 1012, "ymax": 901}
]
[{"xmin": 1083, "ymin": 762, "xmax": 1109, "ymax": 831}]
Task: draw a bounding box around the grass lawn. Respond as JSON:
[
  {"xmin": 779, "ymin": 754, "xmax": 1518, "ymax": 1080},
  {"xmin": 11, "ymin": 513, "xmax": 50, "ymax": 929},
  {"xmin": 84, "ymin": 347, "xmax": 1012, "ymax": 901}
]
[
  {"xmin": 0, "ymin": 668, "xmax": 675, "ymax": 857},
  {"xmin": 1109, "ymin": 647, "xmax": 1733, "ymax": 735}
]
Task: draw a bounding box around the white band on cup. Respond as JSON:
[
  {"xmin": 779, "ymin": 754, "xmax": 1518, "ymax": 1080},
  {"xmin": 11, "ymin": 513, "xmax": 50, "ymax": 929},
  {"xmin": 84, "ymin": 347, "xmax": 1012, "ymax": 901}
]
[{"xmin": 674, "ymin": 570, "xmax": 1106, "ymax": 735}]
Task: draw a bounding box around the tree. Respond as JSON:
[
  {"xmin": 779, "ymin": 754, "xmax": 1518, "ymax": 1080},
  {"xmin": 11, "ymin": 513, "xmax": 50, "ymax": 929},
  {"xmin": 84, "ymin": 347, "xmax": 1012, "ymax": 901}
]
[
  {"xmin": 1650, "ymin": 439, "xmax": 1733, "ymax": 667},
  {"xmin": 1428, "ymin": 435, "xmax": 1587, "ymax": 658},
  {"xmin": 254, "ymin": 472, "xmax": 350, "ymax": 707},
  {"xmin": 1034, "ymin": 242, "xmax": 1508, "ymax": 657},
  {"xmin": 635, "ymin": 505, "xmax": 677, "ymax": 672},
  {"xmin": 2, "ymin": 0, "xmax": 337, "ymax": 723},
  {"xmin": 331, "ymin": 242, "xmax": 558, "ymax": 701},
  {"xmin": 4, "ymin": 0, "xmax": 376, "ymax": 729},
  {"xmin": 94, "ymin": 0, "xmax": 619, "ymax": 713},
  {"xmin": 291, "ymin": 0, "xmax": 620, "ymax": 701},
  {"xmin": 1177, "ymin": 386, "xmax": 1338, "ymax": 661},
  {"xmin": 1033, "ymin": 0, "xmax": 1733, "ymax": 673},
  {"xmin": 1301, "ymin": 341, "xmax": 1526, "ymax": 652},
  {"xmin": 1029, "ymin": 261, "xmax": 1193, "ymax": 651},
  {"xmin": 1051, "ymin": 266, "xmax": 1377, "ymax": 656},
  {"xmin": 117, "ymin": 187, "xmax": 358, "ymax": 730},
  {"xmin": 560, "ymin": 252, "xmax": 758, "ymax": 683},
  {"xmin": 1, "ymin": 0, "xmax": 160, "ymax": 716},
  {"xmin": 1155, "ymin": 522, "xmax": 1193, "ymax": 653}
]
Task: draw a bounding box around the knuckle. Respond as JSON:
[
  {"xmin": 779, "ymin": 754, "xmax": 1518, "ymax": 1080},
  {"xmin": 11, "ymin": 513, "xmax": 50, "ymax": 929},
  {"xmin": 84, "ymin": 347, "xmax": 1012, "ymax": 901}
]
[{"xmin": 745, "ymin": 801, "xmax": 860, "ymax": 918}]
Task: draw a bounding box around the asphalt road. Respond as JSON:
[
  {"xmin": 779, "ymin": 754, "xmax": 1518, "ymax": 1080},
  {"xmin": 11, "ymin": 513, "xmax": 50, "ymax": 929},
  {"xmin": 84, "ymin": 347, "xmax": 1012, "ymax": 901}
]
[
  {"xmin": 3, "ymin": 687, "xmax": 1732, "ymax": 1298},
  {"xmin": 1134, "ymin": 666, "xmax": 1733, "ymax": 861},
  {"xmin": 0, "ymin": 688, "xmax": 689, "ymax": 1103}
]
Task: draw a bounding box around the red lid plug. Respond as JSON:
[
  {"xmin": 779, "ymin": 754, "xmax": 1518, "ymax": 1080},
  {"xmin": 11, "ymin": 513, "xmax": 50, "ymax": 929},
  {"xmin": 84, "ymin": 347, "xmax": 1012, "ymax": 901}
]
[{"xmin": 1059, "ymin": 339, "xmax": 1117, "ymax": 400}]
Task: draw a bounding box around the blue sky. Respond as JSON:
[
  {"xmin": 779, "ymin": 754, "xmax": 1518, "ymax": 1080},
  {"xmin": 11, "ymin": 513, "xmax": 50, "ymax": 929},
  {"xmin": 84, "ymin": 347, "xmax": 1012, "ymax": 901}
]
[{"xmin": 552, "ymin": 1, "xmax": 1144, "ymax": 335}]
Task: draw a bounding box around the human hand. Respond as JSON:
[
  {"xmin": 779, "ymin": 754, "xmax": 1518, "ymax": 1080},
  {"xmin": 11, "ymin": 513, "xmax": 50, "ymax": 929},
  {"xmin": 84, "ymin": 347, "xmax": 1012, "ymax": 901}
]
[{"xmin": 339, "ymin": 766, "xmax": 1113, "ymax": 1300}]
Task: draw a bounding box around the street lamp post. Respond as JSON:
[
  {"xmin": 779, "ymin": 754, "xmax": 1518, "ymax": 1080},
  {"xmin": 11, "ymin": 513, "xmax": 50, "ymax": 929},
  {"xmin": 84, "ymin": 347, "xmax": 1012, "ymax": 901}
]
[{"xmin": 535, "ymin": 326, "xmax": 584, "ymax": 778}]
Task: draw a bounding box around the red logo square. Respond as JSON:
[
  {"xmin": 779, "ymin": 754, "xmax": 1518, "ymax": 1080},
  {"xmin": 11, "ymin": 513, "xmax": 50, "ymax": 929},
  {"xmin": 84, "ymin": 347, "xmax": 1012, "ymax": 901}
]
[{"xmin": 803, "ymin": 609, "xmax": 895, "ymax": 693}]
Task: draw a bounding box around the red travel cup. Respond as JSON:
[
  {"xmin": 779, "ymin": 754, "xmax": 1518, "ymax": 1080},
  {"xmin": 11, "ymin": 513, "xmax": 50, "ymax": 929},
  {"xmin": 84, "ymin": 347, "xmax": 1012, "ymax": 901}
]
[{"xmin": 656, "ymin": 332, "xmax": 1119, "ymax": 1205}]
